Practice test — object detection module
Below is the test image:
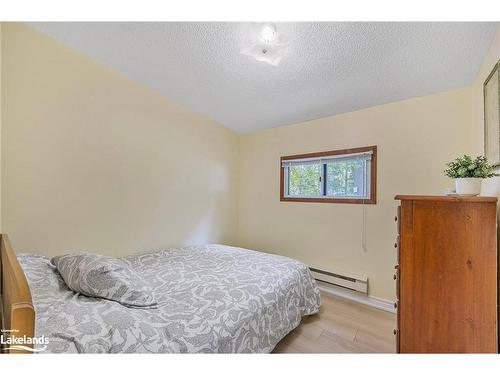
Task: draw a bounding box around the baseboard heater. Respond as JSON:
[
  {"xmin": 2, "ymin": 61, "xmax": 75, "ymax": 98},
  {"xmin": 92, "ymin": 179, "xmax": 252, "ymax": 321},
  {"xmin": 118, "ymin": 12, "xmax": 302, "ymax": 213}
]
[{"xmin": 310, "ymin": 267, "xmax": 368, "ymax": 294}]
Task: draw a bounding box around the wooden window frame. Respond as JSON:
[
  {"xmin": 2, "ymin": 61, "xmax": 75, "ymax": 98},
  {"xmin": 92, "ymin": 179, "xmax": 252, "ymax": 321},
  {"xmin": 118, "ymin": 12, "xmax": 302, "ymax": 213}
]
[{"xmin": 280, "ymin": 145, "xmax": 377, "ymax": 204}]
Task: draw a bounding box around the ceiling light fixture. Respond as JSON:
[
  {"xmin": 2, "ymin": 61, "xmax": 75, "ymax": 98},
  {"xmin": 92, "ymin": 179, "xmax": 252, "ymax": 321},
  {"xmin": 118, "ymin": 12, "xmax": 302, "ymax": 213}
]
[
  {"xmin": 241, "ymin": 23, "xmax": 287, "ymax": 67},
  {"xmin": 260, "ymin": 23, "xmax": 277, "ymax": 44}
]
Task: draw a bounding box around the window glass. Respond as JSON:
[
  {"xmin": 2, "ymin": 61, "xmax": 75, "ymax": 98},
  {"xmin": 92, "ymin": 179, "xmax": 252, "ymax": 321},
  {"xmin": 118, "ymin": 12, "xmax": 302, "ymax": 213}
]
[
  {"xmin": 288, "ymin": 164, "xmax": 322, "ymax": 197},
  {"xmin": 326, "ymin": 160, "xmax": 366, "ymax": 197}
]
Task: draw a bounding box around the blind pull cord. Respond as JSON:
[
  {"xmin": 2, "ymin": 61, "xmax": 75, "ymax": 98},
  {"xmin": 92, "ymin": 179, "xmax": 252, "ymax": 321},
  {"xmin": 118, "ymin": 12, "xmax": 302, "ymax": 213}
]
[{"xmin": 362, "ymin": 198, "xmax": 367, "ymax": 252}]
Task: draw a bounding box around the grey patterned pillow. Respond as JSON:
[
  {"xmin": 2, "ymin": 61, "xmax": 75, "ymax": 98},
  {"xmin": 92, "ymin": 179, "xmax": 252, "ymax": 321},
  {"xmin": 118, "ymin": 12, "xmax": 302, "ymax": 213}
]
[{"xmin": 51, "ymin": 253, "xmax": 157, "ymax": 308}]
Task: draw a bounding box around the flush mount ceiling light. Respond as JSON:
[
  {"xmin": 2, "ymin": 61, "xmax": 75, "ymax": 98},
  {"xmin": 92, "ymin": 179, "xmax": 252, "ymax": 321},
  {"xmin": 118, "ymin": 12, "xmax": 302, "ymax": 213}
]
[
  {"xmin": 260, "ymin": 23, "xmax": 277, "ymax": 44},
  {"xmin": 241, "ymin": 23, "xmax": 287, "ymax": 67}
]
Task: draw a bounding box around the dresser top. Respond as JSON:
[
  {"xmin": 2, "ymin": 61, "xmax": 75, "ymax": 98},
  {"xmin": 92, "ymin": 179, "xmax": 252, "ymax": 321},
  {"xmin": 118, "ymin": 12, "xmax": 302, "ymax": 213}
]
[{"xmin": 395, "ymin": 195, "xmax": 498, "ymax": 202}]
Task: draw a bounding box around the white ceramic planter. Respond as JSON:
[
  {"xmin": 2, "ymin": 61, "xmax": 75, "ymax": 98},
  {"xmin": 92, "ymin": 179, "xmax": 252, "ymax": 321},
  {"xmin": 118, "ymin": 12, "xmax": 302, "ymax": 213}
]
[
  {"xmin": 481, "ymin": 176, "xmax": 499, "ymax": 196},
  {"xmin": 455, "ymin": 178, "xmax": 482, "ymax": 195}
]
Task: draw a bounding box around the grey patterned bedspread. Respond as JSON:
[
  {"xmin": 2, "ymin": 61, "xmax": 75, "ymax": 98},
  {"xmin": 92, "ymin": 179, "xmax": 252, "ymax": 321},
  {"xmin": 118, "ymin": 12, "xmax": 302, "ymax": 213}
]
[{"xmin": 18, "ymin": 245, "xmax": 321, "ymax": 353}]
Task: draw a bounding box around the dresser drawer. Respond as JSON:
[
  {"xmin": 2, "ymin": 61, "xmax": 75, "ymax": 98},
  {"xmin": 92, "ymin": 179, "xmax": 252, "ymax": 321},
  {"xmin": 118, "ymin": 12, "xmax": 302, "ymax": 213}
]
[
  {"xmin": 393, "ymin": 328, "xmax": 400, "ymax": 353},
  {"xmin": 394, "ymin": 266, "xmax": 400, "ymax": 300},
  {"xmin": 396, "ymin": 205, "xmax": 401, "ymax": 234},
  {"xmin": 395, "ymin": 236, "xmax": 400, "ymax": 263}
]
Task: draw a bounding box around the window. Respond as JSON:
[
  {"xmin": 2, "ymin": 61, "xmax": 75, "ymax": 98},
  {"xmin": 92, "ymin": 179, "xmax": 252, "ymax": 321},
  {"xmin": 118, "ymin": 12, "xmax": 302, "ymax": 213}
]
[{"xmin": 280, "ymin": 146, "xmax": 377, "ymax": 204}]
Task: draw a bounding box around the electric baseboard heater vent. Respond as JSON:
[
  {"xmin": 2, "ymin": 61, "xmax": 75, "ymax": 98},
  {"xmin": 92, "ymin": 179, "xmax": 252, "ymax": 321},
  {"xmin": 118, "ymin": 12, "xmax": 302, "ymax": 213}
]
[{"xmin": 310, "ymin": 267, "xmax": 368, "ymax": 294}]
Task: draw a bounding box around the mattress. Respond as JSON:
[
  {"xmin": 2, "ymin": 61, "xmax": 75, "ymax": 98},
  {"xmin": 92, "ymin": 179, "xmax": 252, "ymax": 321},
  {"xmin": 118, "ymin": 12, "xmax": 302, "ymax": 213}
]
[{"xmin": 18, "ymin": 244, "xmax": 321, "ymax": 353}]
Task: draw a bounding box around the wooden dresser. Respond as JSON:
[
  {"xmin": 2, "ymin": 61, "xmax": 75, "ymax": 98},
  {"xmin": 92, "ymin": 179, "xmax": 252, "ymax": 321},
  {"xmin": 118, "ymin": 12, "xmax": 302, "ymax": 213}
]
[{"xmin": 394, "ymin": 195, "xmax": 498, "ymax": 353}]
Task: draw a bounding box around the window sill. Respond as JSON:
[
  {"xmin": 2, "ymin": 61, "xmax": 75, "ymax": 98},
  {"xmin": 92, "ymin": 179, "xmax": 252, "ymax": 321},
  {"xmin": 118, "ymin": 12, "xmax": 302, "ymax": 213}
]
[{"xmin": 280, "ymin": 196, "xmax": 376, "ymax": 204}]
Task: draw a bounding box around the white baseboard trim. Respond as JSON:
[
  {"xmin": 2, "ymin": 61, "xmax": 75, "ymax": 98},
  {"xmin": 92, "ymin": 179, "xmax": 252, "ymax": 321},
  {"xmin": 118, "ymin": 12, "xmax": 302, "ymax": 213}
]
[{"xmin": 316, "ymin": 281, "xmax": 396, "ymax": 314}]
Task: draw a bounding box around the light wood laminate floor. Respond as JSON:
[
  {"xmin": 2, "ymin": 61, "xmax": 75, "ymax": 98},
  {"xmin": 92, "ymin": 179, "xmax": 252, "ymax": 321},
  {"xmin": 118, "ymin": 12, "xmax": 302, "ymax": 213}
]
[{"xmin": 273, "ymin": 292, "xmax": 396, "ymax": 353}]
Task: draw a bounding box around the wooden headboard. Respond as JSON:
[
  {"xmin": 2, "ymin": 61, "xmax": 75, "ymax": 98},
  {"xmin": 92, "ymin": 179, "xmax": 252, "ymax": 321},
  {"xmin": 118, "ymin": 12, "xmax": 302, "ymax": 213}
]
[{"xmin": 0, "ymin": 234, "xmax": 35, "ymax": 354}]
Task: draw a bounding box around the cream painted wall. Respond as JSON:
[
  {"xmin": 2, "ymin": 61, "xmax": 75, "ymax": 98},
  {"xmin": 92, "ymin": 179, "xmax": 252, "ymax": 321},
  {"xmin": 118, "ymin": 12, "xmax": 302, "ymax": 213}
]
[
  {"xmin": 1, "ymin": 23, "xmax": 239, "ymax": 256},
  {"xmin": 237, "ymin": 87, "xmax": 479, "ymax": 300}
]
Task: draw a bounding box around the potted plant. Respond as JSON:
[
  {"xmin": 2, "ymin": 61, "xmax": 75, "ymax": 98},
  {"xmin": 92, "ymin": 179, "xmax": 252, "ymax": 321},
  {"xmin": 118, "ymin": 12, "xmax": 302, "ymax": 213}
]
[{"xmin": 444, "ymin": 155, "xmax": 498, "ymax": 195}]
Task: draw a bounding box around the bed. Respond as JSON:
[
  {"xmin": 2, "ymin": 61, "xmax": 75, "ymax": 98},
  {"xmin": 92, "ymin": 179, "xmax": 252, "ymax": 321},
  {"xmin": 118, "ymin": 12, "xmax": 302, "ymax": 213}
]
[{"xmin": 0, "ymin": 234, "xmax": 321, "ymax": 353}]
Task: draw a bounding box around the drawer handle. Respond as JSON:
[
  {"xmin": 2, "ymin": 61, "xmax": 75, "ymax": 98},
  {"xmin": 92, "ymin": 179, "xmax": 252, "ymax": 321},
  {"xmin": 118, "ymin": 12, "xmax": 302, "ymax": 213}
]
[
  {"xmin": 394, "ymin": 216, "xmax": 397, "ymax": 222},
  {"xmin": 394, "ymin": 302, "xmax": 398, "ymax": 309},
  {"xmin": 393, "ymin": 329, "xmax": 397, "ymax": 335},
  {"xmin": 393, "ymin": 274, "xmax": 397, "ymax": 280}
]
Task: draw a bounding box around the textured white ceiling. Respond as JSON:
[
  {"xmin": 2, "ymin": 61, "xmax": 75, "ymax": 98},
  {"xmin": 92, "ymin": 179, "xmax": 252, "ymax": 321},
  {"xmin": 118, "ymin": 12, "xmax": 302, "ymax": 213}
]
[{"xmin": 27, "ymin": 22, "xmax": 498, "ymax": 133}]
